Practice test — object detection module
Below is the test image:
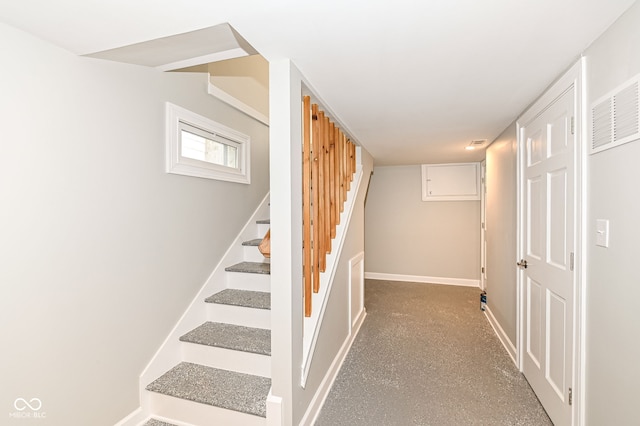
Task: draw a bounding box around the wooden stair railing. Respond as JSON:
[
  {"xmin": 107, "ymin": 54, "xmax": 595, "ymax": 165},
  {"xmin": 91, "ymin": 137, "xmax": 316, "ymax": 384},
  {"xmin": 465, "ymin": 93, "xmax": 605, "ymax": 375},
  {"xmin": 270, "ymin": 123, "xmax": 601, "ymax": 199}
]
[{"xmin": 302, "ymin": 96, "xmax": 356, "ymax": 317}]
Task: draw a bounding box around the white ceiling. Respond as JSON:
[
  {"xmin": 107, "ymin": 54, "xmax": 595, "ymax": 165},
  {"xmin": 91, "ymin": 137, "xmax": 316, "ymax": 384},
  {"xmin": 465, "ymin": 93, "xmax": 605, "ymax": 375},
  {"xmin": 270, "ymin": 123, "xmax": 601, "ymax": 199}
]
[{"xmin": 0, "ymin": 0, "xmax": 636, "ymax": 165}]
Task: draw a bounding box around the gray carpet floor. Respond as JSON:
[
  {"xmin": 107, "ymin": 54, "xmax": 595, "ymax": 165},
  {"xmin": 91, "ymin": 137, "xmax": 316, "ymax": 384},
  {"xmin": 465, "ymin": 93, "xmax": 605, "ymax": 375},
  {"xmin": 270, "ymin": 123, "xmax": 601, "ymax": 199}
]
[{"xmin": 315, "ymin": 280, "xmax": 553, "ymax": 426}]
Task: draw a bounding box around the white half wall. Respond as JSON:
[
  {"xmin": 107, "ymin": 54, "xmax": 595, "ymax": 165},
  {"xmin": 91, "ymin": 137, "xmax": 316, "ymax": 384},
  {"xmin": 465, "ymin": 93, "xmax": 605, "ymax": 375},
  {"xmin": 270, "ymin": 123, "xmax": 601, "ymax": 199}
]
[{"xmin": 268, "ymin": 58, "xmax": 375, "ymax": 426}]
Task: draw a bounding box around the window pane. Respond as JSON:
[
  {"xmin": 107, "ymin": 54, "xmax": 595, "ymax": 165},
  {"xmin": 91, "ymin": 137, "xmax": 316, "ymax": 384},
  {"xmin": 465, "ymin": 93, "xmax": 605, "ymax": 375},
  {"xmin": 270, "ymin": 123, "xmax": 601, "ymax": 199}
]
[
  {"xmin": 181, "ymin": 131, "xmax": 206, "ymax": 161},
  {"xmin": 226, "ymin": 145, "xmax": 238, "ymax": 168},
  {"xmin": 180, "ymin": 128, "xmax": 239, "ymax": 170}
]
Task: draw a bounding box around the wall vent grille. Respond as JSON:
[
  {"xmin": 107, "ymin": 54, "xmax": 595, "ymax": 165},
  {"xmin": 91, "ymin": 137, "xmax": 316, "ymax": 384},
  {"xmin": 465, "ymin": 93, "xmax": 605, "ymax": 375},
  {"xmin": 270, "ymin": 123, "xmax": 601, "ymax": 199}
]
[{"xmin": 590, "ymin": 75, "xmax": 640, "ymax": 154}]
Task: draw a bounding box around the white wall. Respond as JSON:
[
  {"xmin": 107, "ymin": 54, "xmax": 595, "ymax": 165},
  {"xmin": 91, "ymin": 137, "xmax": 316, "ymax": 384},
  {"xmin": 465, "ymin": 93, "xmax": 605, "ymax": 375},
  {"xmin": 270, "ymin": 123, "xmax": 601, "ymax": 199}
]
[
  {"xmin": 582, "ymin": 2, "xmax": 640, "ymax": 423},
  {"xmin": 364, "ymin": 165, "xmax": 480, "ymax": 282},
  {"xmin": 484, "ymin": 124, "xmax": 518, "ymax": 351},
  {"xmin": 0, "ymin": 23, "xmax": 269, "ymax": 425}
]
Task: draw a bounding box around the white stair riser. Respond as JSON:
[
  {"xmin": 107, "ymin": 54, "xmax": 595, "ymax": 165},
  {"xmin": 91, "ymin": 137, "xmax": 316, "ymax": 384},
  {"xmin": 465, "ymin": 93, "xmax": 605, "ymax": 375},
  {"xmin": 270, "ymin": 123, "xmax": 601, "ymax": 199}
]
[
  {"xmin": 242, "ymin": 246, "xmax": 270, "ymax": 263},
  {"xmin": 147, "ymin": 392, "xmax": 266, "ymax": 426},
  {"xmin": 207, "ymin": 304, "xmax": 271, "ymax": 330},
  {"xmin": 181, "ymin": 343, "xmax": 271, "ymax": 378},
  {"xmin": 226, "ymin": 273, "xmax": 271, "ymax": 292},
  {"xmin": 256, "ymin": 224, "xmax": 270, "ymax": 236}
]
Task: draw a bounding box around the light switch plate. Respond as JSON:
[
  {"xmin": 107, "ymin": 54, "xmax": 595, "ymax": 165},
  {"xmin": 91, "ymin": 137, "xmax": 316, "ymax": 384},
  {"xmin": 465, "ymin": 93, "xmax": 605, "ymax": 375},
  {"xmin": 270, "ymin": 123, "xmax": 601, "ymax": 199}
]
[{"xmin": 596, "ymin": 219, "xmax": 609, "ymax": 248}]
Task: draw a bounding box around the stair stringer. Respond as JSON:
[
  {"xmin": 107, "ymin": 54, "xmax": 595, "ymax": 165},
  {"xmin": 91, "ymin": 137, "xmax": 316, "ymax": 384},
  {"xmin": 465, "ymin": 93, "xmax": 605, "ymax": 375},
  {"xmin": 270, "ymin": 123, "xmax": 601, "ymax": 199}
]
[
  {"xmin": 123, "ymin": 193, "xmax": 270, "ymax": 425},
  {"xmin": 300, "ymin": 163, "xmax": 365, "ymax": 387}
]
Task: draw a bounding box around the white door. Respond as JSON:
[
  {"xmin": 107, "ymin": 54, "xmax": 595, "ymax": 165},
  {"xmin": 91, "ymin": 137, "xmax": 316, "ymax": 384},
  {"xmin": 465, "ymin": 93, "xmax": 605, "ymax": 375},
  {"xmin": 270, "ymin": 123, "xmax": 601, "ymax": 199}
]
[{"xmin": 520, "ymin": 86, "xmax": 575, "ymax": 426}]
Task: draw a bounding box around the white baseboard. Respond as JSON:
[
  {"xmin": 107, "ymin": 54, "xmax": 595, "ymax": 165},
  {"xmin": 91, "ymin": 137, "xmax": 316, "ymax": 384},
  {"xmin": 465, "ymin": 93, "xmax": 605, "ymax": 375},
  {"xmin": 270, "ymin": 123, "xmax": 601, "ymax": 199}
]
[
  {"xmin": 484, "ymin": 306, "xmax": 517, "ymax": 366},
  {"xmin": 299, "ymin": 310, "xmax": 367, "ymax": 426},
  {"xmin": 365, "ymin": 272, "xmax": 479, "ymax": 288}
]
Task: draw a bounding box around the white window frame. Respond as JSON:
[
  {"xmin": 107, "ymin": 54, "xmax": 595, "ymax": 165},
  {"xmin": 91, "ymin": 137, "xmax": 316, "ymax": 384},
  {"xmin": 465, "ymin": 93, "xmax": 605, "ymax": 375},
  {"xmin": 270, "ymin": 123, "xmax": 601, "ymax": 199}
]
[{"xmin": 165, "ymin": 102, "xmax": 251, "ymax": 184}]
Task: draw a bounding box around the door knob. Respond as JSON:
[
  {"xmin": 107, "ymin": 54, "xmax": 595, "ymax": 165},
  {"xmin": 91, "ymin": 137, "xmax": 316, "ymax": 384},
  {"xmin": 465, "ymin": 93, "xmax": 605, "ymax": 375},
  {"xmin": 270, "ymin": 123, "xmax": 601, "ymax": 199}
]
[{"xmin": 517, "ymin": 259, "xmax": 528, "ymax": 269}]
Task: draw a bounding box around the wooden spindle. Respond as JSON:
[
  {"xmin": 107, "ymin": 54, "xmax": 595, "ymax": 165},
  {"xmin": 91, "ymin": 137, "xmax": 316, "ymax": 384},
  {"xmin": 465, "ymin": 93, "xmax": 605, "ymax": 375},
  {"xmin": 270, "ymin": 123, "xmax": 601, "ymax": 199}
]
[
  {"xmin": 303, "ymin": 96, "xmax": 312, "ymax": 317},
  {"xmin": 317, "ymin": 111, "xmax": 326, "ymax": 275}
]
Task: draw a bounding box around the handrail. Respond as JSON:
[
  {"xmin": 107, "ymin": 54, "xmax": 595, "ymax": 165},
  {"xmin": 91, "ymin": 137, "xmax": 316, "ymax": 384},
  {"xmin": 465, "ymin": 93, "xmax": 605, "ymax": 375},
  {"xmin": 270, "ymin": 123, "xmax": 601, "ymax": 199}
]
[{"xmin": 302, "ymin": 96, "xmax": 356, "ymax": 317}]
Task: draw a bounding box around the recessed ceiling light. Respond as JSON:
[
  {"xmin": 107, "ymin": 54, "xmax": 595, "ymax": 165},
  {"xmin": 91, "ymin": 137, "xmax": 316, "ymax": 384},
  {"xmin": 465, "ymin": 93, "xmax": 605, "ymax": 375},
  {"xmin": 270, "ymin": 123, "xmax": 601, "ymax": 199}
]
[{"xmin": 465, "ymin": 139, "xmax": 486, "ymax": 151}]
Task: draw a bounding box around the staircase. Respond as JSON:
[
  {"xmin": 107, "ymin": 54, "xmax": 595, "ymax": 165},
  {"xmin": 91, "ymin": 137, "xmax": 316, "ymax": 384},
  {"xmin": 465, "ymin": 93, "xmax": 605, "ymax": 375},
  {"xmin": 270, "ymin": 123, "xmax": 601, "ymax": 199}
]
[{"xmin": 142, "ymin": 218, "xmax": 272, "ymax": 426}]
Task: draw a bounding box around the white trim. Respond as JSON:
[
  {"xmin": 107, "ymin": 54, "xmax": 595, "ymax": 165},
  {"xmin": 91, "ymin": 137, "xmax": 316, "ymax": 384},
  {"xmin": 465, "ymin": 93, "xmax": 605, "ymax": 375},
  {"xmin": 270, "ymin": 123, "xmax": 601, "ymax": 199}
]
[
  {"xmin": 299, "ymin": 309, "xmax": 367, "ymax": 426},
  {"xmin": 576, "ymin": 57, "xmax": 588, "ymax": 426},
  {"xmin": 364, "ymin": 272, "xmax": 480, "ymax": 288},
  {"xmin": 480, "ymin": 160, "xmax": 487, "ymax": 291},
  {"xmin": 516, "ymin": 58, "xmax": 585, "ymax": 426},
  {"xmin": 208, "ymin": 82, "xmax": 270, "ymax": 126},
  {"xmin": 484, "ymin": 306, "xmax": 517, "ymax": 365},
  {"xmin": 300, "ymin": 166, "xmax": 364, "ymax": 387}
]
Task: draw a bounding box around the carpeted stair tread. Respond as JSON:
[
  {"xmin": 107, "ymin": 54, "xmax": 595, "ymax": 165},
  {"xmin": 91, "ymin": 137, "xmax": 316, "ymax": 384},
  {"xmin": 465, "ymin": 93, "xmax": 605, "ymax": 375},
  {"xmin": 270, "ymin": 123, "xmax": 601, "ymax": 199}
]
[
  {"xmin": 146, "ymin": 362, "xmax": 271, "ymax": 418},
  {"xmin": 256, "ymin": 219, "xmax": 270, "ymax": 224},
  {"xmin": 242, "ymin": 238, "xmax": 263, "ymax": 246},
  {"xmin": 225, "ymin": 261, "xmax": 270, "ymax": 275},
  {"xmin": 205, "ymin": 289, "xmax": 271, "ymax": 310},
  {"xmin": 180, "ymin": 322, "xmax": 271, "ymax": 355},
  {"xmin": 144, "ymin": 419, "xmax": 177, "ymax": 426}
]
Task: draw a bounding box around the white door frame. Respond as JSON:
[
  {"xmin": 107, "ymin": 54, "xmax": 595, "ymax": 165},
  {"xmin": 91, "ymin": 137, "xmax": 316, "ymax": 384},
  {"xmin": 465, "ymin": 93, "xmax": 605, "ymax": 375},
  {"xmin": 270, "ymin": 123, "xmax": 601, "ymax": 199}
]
[
  {"xmin": 516, "ymin": 57, "xmax": 587, "ymax": 426},
  {"xmin": 480, "ymin": 160, "xmax": 487, "ymax": 291}
]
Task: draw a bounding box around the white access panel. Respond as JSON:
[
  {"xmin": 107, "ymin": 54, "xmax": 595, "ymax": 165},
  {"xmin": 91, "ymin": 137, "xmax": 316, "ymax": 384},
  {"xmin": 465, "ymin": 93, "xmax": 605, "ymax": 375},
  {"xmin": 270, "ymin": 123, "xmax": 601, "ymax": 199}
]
[{"xmin": 421, "ymin": 162, "xmax": 480, "ymax": 201}]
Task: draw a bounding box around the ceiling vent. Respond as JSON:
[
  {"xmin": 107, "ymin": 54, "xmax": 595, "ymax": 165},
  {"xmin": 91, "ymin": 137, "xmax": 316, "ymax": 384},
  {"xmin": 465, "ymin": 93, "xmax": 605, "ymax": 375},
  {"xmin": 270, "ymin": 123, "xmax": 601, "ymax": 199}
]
[{"xmin": 590, "ymin": 74, "xmax": 640, "ymax": 154}]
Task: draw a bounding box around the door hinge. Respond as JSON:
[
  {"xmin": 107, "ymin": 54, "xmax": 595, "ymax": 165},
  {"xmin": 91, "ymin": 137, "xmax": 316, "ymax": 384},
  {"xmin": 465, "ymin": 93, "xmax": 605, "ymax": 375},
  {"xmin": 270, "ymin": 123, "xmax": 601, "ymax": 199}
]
[
  {"xmin": 571, "ymin": 117, "xmax": 575, "ymax": 135},
  {"xmin": 568, "ymin": 387, "xmax": 573, "ymax": 406},
  {"xmin": 570, "ymin": 252, "xmax": 574, "ymax": 272},
  {"xmin": 481, "ymin": 267, "xmax": 485, "ymax": 274}
]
